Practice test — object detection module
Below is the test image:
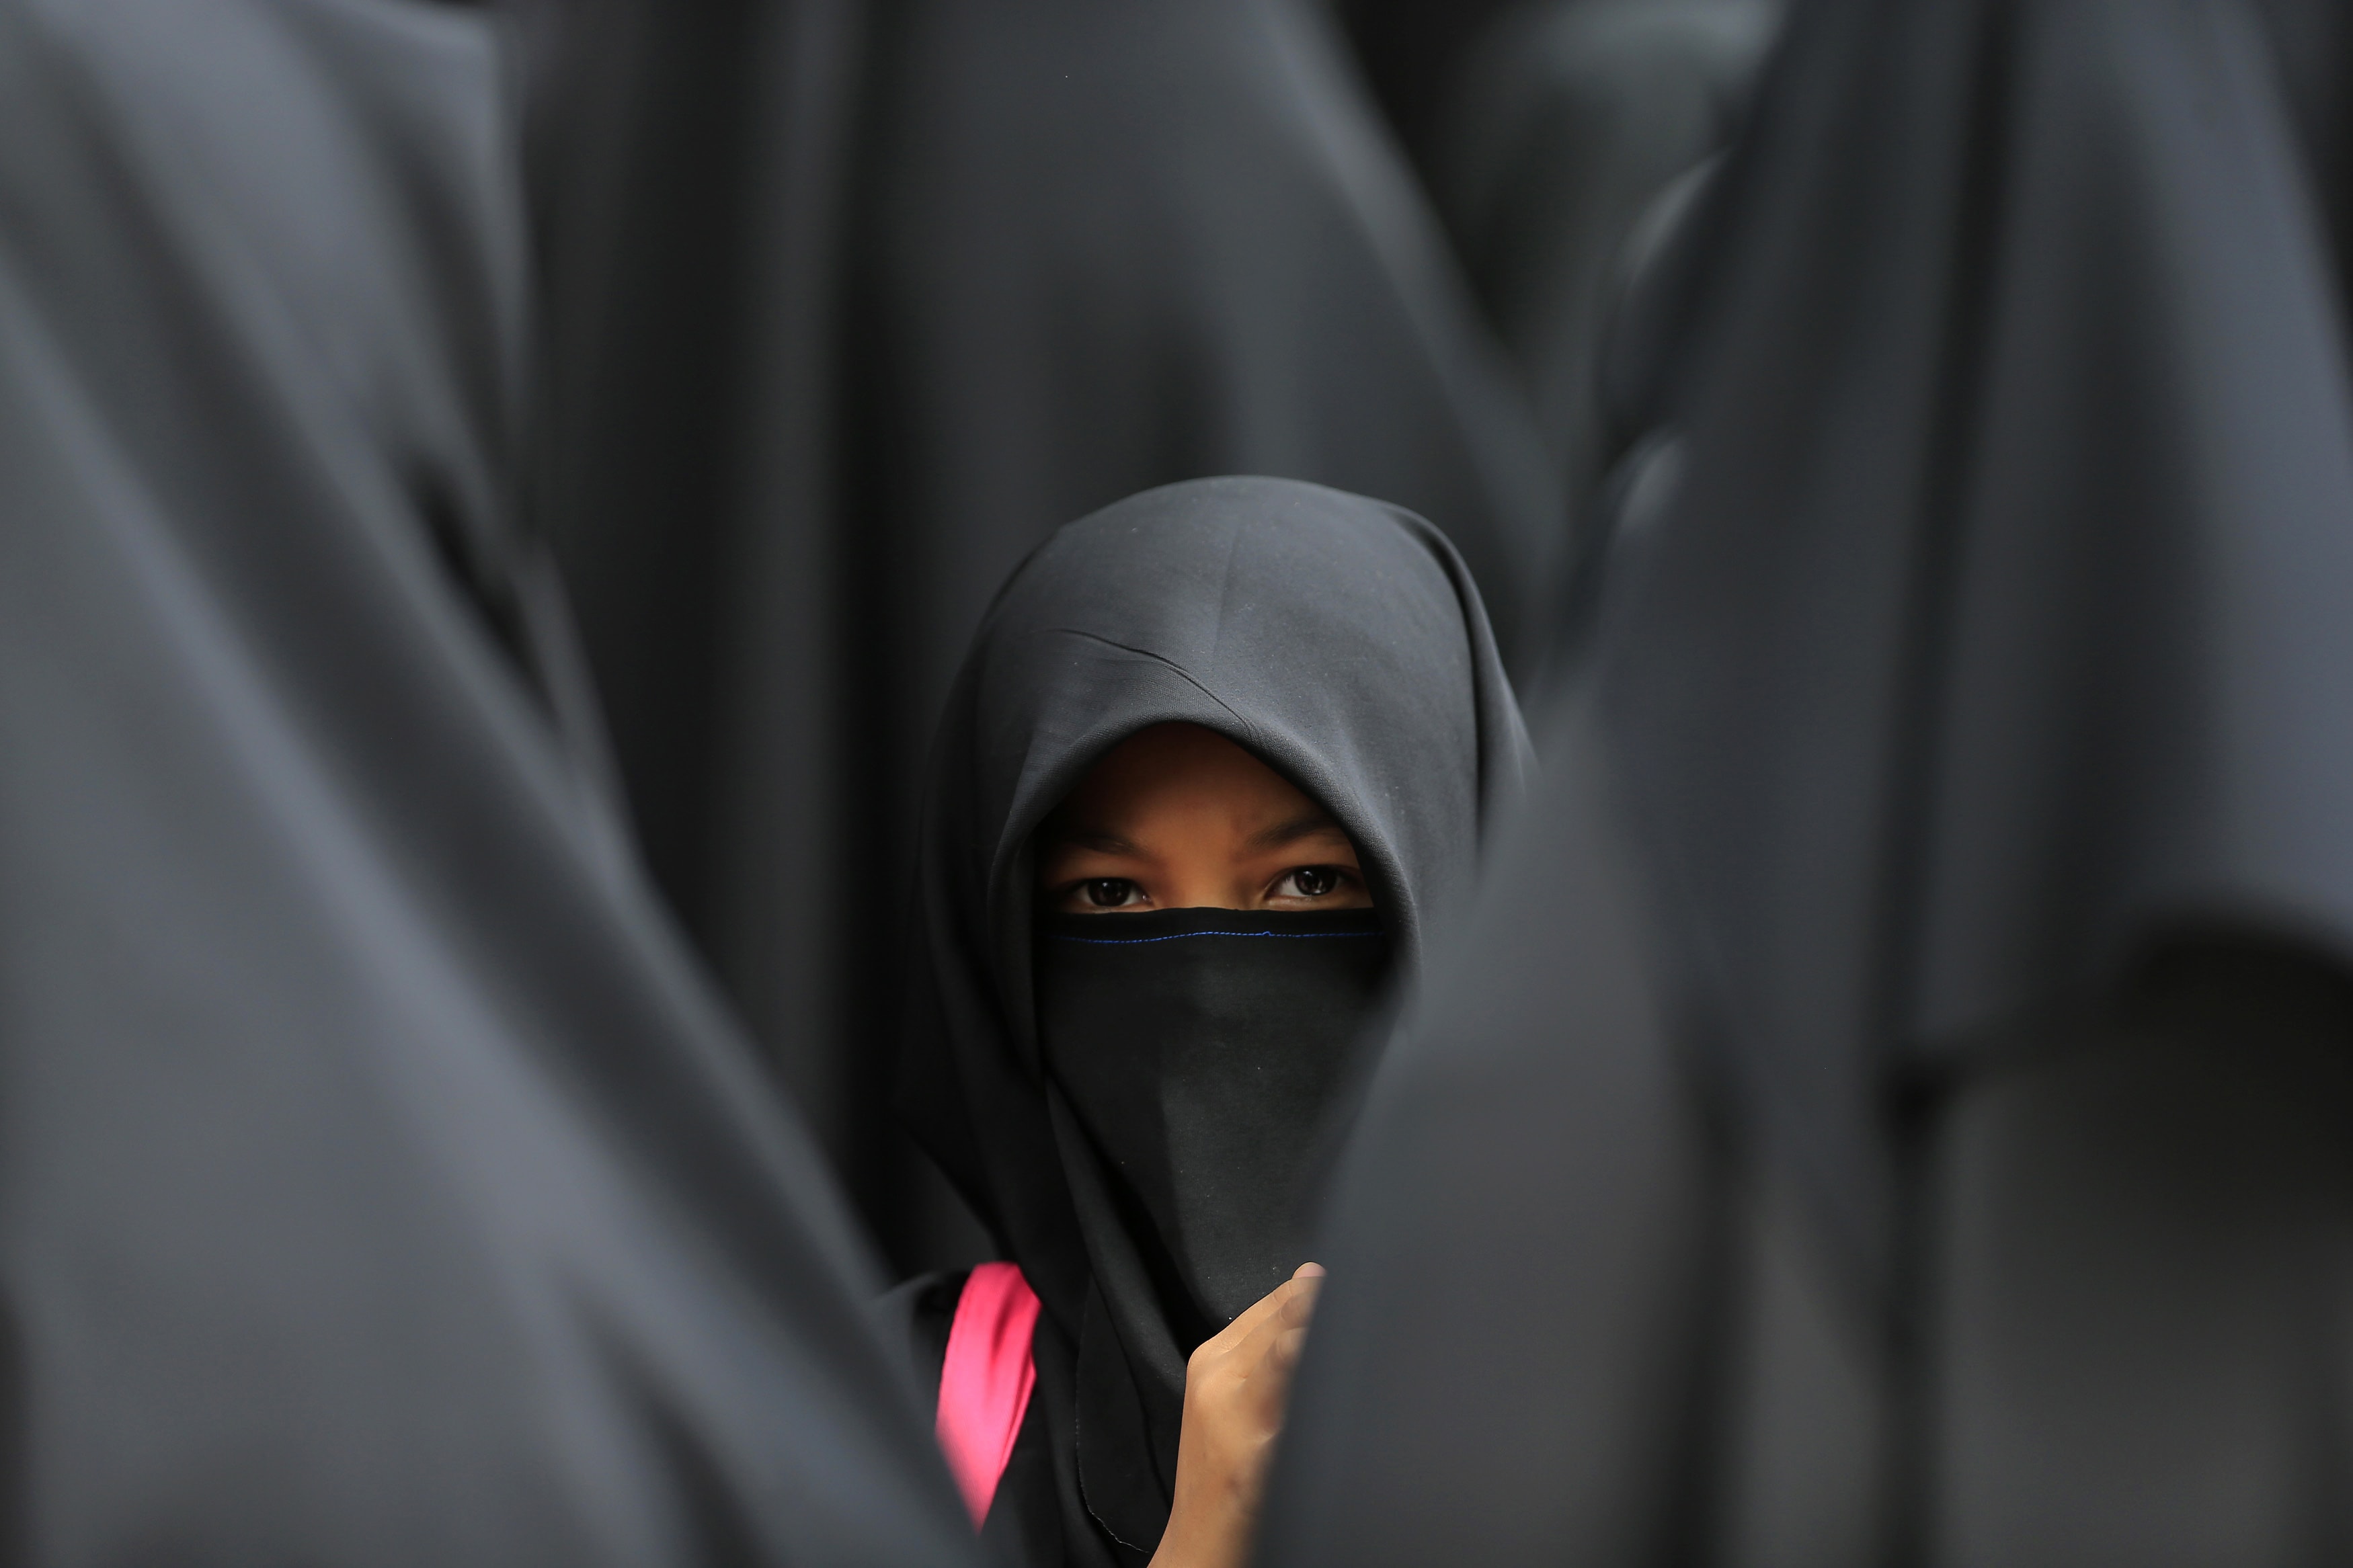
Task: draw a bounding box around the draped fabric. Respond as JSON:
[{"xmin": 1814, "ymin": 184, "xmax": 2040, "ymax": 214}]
[
  {"xmin": 900, "ymin": 477, "xmax": 1527, "ymax": 1563},
  {"xmin": 0, "ymin": 2, "xmax": 977, "ymax": 1559},
  {"xmin": 536, "ymin": 0, "xmax": 1562, "ymax": 1268},
  {"xmin": 1261, "ymin": 0, "xmax": 2353, "ymax": 1561},
  {"xmin": 1330, "ymin": 0, "xmax": 1527, "ymax": 170},
  {"xmin": 1429, "ymin": 0, "xmax": 1780, "ymax": 658}
]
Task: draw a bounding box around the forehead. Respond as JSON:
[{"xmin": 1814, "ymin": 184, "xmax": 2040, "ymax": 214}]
[{"xmin": 1047, "ymin": 724, "xmax": 1330, "ymax": 834}]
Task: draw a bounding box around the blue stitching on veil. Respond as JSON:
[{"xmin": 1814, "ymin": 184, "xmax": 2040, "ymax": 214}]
[{"xmin": 1041, "ymin": 928, "xmax": 1380, "ymax": 946}]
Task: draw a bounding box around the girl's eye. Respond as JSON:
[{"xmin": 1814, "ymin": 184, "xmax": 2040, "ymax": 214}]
[
  {"xmin": 1082, "ymin": 878, "xmax": 1142, "ymax": 908},
  {"xmin": 1277, "ymin": 866, "xmax": 1342, "ymax": 899}
]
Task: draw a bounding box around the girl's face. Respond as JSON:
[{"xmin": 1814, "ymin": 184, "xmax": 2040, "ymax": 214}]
[{"xmin": 1036, "ymin": 723, "xmax": 1372, "ymax": 915}]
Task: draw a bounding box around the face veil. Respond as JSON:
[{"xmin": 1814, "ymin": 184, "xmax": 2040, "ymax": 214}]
[
  {"xmin": 899, "ymin": 477, "xmax": 1529, "ymax": 1562},
  {"xmin": 1037, "ymin": 907, "xmax": 1392, "ymax": 1333}
]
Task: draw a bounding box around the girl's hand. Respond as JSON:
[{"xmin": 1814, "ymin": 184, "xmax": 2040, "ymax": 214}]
[{"xmin": 1150, "ymin": 1263, "xmax": 1326, "ymax": 1568}]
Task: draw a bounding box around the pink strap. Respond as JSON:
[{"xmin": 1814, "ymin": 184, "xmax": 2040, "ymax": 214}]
[{"xmin": 935, "ymin": 1261, "xmax": 1041, "ymax": 1528}]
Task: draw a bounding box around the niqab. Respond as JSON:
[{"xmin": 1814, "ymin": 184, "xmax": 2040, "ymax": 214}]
[
  {"xmin": 0, "ymin": 3, "xmax": 975, "ymax": 1559},
  {"xmin": 900, "ymin": 477, "xmax": 1527, "ymax": 1562},
  {"xmin": 1261, "ymin": 0, "xmax": 2353, "ymax": 1561},
  {"xmin": 1036, "ymin": 905, "xmax": 1392, "ymax": 1330}
]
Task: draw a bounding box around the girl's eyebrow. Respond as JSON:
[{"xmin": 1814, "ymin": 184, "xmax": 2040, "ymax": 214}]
[
  {"xmin": 1247, "ymin": 812, "xmax": 1347, "ymax": 852},
  {"xmin": 1053, "ymin": 827, "xmax": 1140, "ymax": 856}
]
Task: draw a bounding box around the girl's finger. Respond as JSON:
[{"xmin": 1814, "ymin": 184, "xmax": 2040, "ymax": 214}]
[
  {"xmin": 1193, "ymin": 1276, "xmax": 1302, "ymax": 1378},
  {"xmin": 1228, "ymin": 1276, "xmax": 1319, "ymax": 1380}
]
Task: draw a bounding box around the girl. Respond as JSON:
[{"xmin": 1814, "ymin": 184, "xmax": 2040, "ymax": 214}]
[{"xmin": 889, "ymin": 476, "xmax": 1527, "ymax": 1567}]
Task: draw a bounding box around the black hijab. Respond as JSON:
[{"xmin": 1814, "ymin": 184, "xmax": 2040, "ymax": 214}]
[
  {"xmin": 1262, "ymin": 0, "xmax": 2353, "ymax": 1561},
  {"xmin": 0, "ymin": 3, "xmax": 974, "ymax": 1560},
  {"xmin": 900, "ymin": 477, "xmax": 1528, "ymax": 1562}
]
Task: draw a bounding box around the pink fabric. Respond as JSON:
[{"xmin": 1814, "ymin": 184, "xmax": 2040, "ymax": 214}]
[{"xmin": 935, "ymin": 1261, "xmax": 1041, "ymax": 1528}]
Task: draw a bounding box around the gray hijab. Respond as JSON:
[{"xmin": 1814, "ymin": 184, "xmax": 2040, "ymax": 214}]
[
  {"xmin": 1263, "ymin": 0, "xmax": 2353, "ymax": 1561},
  {"xmin": 0, "ymin": 2, "xmax": 973, "ymax": 1561},
  {"xmin": 899, "ymin": 476, "xmax": 1527, "ymax": 1562}
]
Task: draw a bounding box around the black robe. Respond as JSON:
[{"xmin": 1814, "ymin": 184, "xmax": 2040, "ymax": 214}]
[
  {"xmin": 889, "ymin": 478, "xmax": 1529, "ymax": 1565},
  {"xmin": 1261, "ymin": 0, "xmax": 2353, "ymax": 1561},
  {"xmin": 0, "ymin": 2, "xmax": 976, "ymax": 1559}
]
